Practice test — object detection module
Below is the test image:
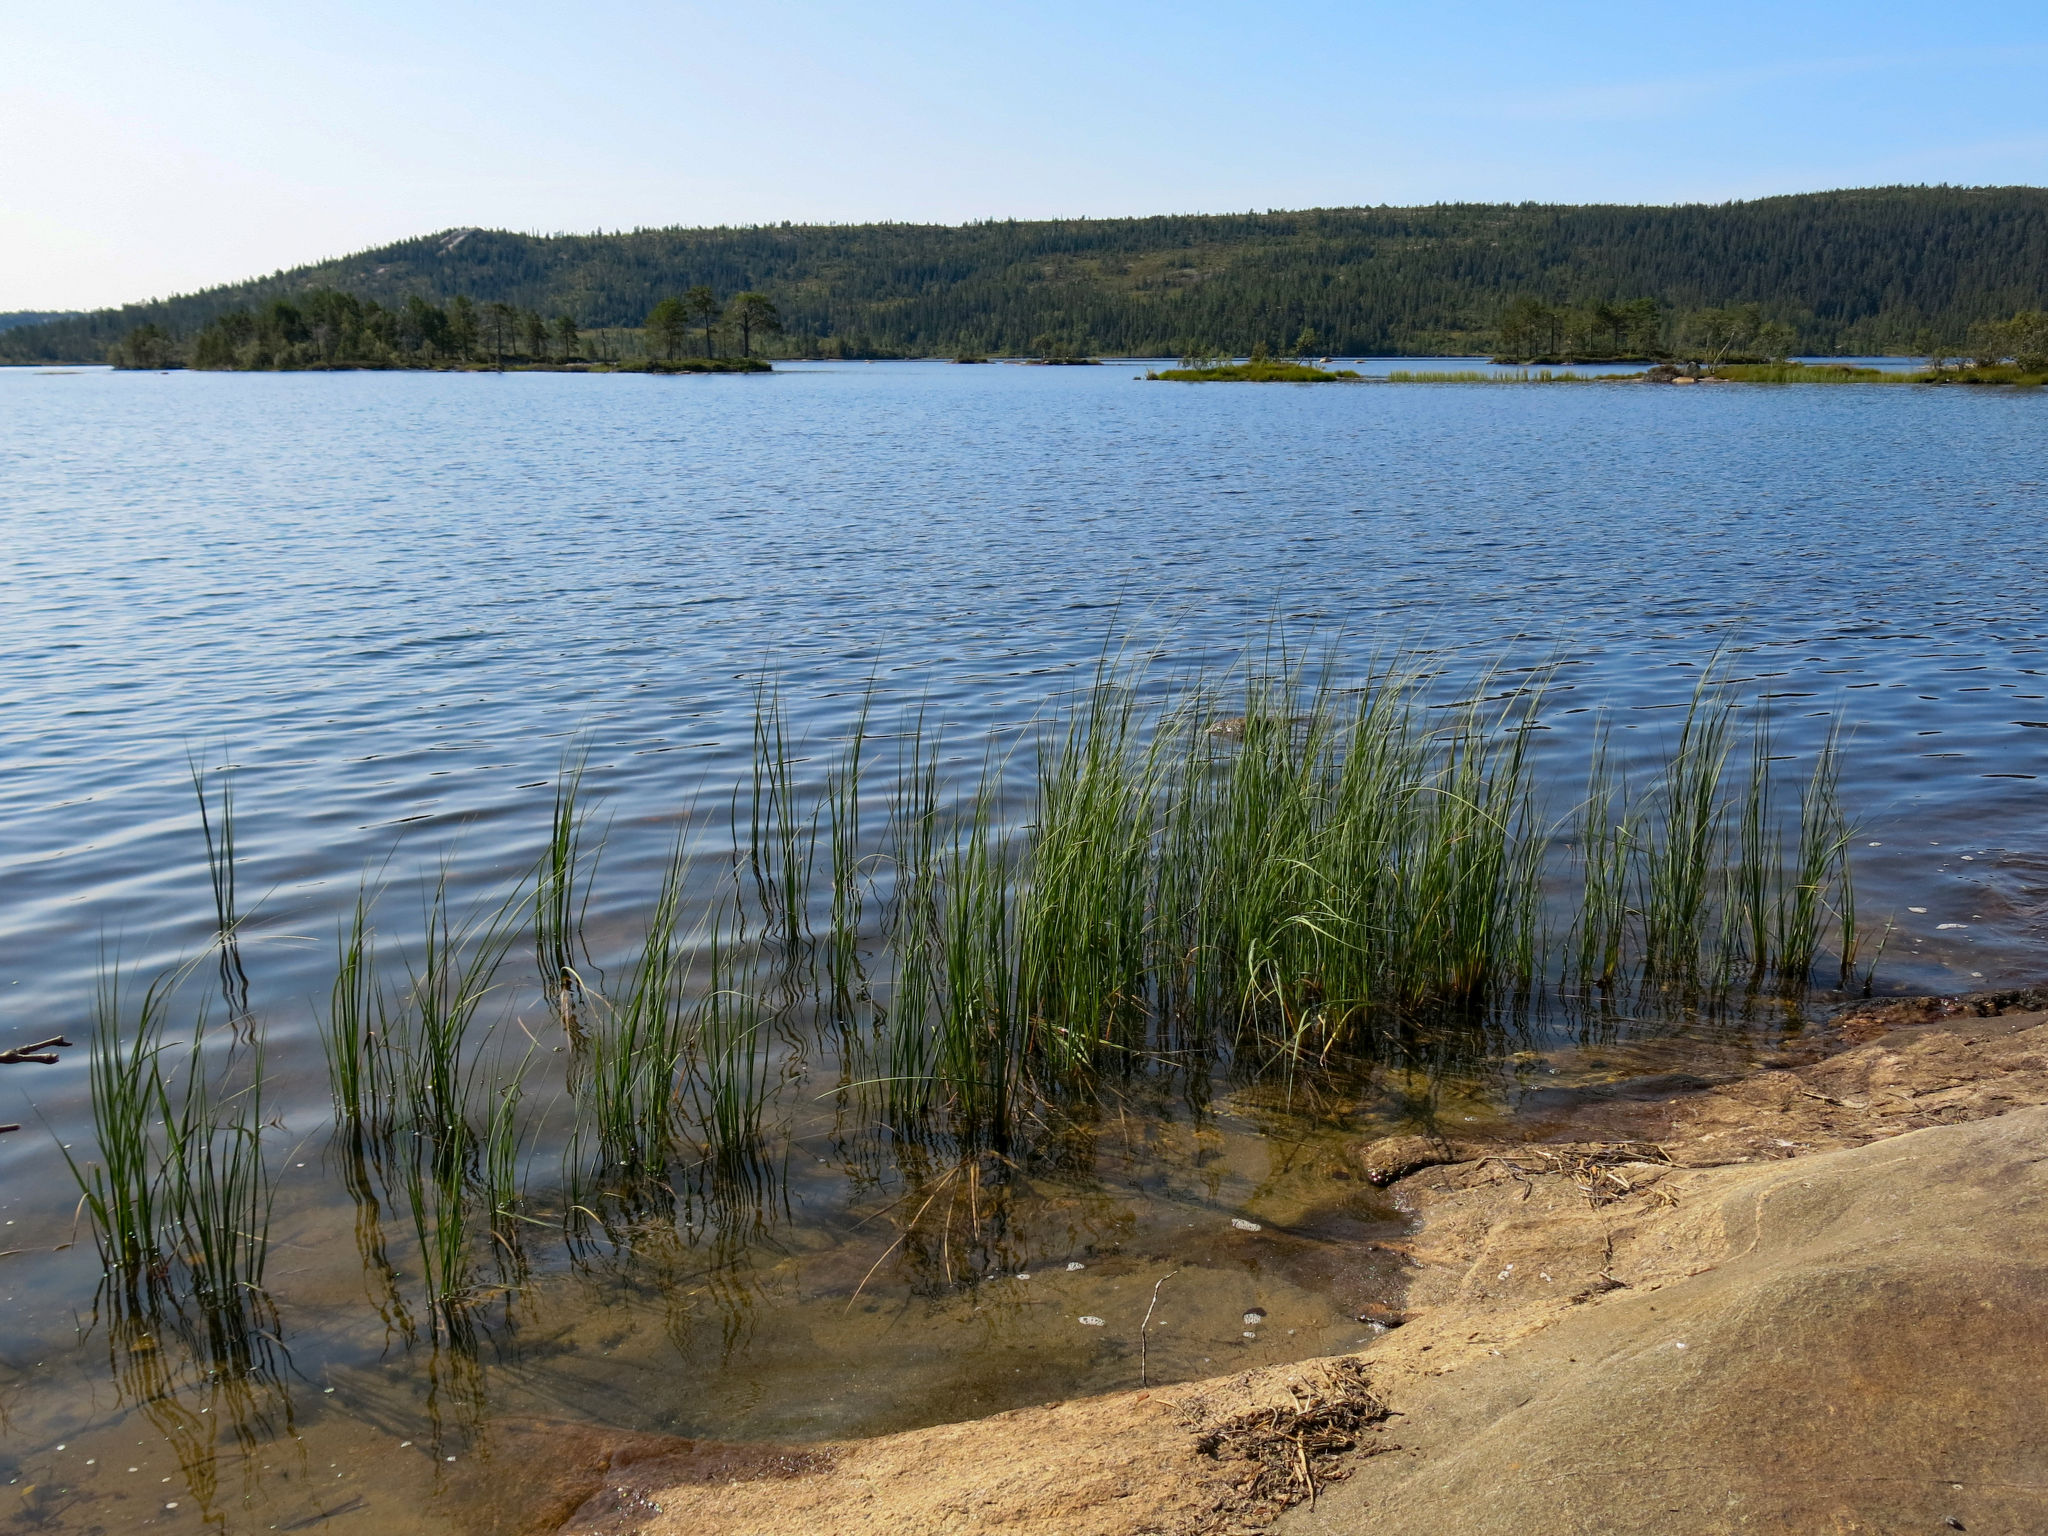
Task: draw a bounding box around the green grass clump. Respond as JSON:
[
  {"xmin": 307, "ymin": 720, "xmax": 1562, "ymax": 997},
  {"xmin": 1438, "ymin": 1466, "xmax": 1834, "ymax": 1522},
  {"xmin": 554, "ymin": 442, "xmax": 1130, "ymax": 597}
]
[
  {"xmin": 293, "ymin": 641, "xmax": 1872, "ymax": 1232},
  {"xmin": 1386, "ymin": 368, "xmax": 1598, "ymax": 383},
  {"xmin": 1711, "ymin": 362, "xmax": 1892, "ymax": 383},
  {"xmin": 1904, "ymin": 363, "xmax": 2048, "ymax": 386},
  {"xmin": 1151, "ymin": 362, "xmax": 1360, "ymax": 382},
  {"xmin": 580, "ymin": 845, "xmax": 692, "ymax": 1177},
  {"xmin": 69, "ymin": 973, "xmax": 274, "ymax": 1332},
  {"xmin": 535, "ymin": 752, "xmax": 597, "ymax": 1034}
]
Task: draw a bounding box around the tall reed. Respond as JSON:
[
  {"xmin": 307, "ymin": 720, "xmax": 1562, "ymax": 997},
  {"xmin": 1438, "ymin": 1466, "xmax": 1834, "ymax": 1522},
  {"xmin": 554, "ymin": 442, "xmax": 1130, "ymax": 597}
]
[
  {"xmin": 69, "ymin": 972, "xmax": 273, "ymax": 1328},
  {"xmin": 690, "ymin": 916, "xmax": 771, "ymax": 1161},
  {"xmin": 580, "ymin": 843, "xmax": 692, "ymax": 1177},
  {"xmin": 190, "ymin": 758, "xmax": 251, "ymax": 1018},
  {"xmin": 745, "ymin": 680, "xmax": 816, "ymax": 953},
  {"xmin": 323, "ymin": 891, "xmax": 378, "ymax": 1127},
  {"xmin": 824, "ymin": 689, "xmax": 873, "ymax": 1005},
  {"xmin": 535, "ymin": 752, "xmax": 596, "ymax": 1032},
  {"xmin": 310, "ymin": 643, "xmax": 1869, "ymax": 1209},
  {"xmin": 391, "ymin": 877, "xmax": 518, "ymax": 1157}
]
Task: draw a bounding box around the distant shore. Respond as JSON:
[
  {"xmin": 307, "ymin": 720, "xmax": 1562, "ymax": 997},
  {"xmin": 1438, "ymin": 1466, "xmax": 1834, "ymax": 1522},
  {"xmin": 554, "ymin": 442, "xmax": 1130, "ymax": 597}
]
[{"xmin": 106, "ymin": 356, "xmax": 772, "ymax": 375}]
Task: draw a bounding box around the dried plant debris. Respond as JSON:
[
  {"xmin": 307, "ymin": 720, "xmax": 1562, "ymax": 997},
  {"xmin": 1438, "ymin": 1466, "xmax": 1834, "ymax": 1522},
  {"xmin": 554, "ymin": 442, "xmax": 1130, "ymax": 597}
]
[
  {"xmin": 1181, "ymin": 1359, "xmax": 1389, "ymax": 1529},
  {"xmin": 1477, "ymin": 1141, "xmax": 1677, "ymax": 1206}
]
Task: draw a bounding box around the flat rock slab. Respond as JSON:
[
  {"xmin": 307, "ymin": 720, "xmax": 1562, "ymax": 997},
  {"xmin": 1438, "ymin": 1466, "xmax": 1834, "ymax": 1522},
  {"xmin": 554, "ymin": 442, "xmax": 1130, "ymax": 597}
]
[{"xmin": 1281, "ymin": 1104, "xmax": 2048, "ymax": 1535}]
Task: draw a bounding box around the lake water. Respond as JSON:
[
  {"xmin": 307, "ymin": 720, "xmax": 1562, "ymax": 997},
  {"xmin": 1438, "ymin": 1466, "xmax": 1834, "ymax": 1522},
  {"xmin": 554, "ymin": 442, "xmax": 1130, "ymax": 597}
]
[{"xmin": 2, "ymin": 360, "xmax": 2044, "ymax": 1533}]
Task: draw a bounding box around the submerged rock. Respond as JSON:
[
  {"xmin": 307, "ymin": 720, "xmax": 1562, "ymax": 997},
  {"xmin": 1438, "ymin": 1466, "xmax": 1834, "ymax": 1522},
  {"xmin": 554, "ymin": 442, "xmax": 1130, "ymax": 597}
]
[{"xmin": 1351, "ymin": 1133, "xmax": 1471, "ymax": 1186}]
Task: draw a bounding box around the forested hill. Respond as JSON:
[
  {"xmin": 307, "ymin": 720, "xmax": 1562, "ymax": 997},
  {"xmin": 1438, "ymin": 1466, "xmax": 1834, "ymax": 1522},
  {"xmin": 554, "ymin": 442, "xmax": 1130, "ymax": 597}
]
[{"xmin": 9, "ymin": 186, "xmax": 2048, "ymax": 361}]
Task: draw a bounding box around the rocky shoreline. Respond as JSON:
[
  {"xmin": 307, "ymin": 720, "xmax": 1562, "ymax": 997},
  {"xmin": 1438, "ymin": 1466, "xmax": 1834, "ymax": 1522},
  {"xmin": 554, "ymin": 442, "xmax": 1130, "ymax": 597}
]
[{"xmin": 520, "ymin": 990, "xmax": 2048, "ymax": 1535}]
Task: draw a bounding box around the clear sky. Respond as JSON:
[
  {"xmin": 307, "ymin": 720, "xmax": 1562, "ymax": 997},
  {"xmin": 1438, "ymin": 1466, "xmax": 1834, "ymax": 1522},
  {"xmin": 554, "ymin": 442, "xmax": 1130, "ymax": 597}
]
[{"xmin": 6, "ymin": 0, "xmax": 2046, "ymax": 311}]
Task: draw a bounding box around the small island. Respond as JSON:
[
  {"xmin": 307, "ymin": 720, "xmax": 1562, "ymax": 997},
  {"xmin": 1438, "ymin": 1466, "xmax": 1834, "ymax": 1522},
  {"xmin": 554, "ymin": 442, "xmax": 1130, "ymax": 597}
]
[{"xmin": 1149, "ymin": 342, "xmax": 1360, "ymax": 382}]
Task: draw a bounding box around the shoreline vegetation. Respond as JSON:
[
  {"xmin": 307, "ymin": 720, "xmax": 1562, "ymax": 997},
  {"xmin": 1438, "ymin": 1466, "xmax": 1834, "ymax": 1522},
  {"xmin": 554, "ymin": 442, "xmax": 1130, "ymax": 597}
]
[
  {"xmin": 34, "ymin": 618, "xmax": 1912, "ymax": 1536},
  {"xmin": 10, "ymin": 187, "xmax": 2048, "ymax": 365},
  {"xmin": 64, "ymin": 638, "xmax": 1875, "ymax": 1368},
  {"xmin": 89, "ymin": 291, "xmax": 2048, "ymax": 384},
  {"xmin": 68, "ymin": 639, "xmax": 1867, "ymax": 1375},
  {"xmin": 1384, "ymin": 359, "xmax": 2048, "ymax": 386},
  {"xmin": 103, "ymin": 287, "xmax": 789, "ymax": 373}
]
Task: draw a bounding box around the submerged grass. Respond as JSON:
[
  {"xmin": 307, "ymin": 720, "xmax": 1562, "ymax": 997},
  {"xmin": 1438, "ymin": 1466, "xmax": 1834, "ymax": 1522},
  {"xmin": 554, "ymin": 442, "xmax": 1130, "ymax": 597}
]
[{"xmin": 94, "ymin": 637, "xmax": 1866, "ymax": 1329}]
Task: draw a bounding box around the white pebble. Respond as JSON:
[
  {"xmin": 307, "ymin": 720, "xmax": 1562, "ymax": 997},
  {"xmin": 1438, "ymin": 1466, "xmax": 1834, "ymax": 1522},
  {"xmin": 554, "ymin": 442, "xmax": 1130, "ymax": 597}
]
[
  {"xmin": 1231, "ymin": 1218, "xmax": 1261, "ymax": 1232},
  {"xmin": 1243, "ymin": 1309, "xmax": 1266, "ymax": 1326},
  {"xmin": 1016, "ymin": 1273, "xmax": 1031, "ymax": 1281},
  {"xmin": 1066, "ymin": 1261, "xmax": 1085, "ymax": 1271},
  {"xmin": 1938, "ymin": 923, "xmax": 1968, "ymax": 930},
  {"xmin": 1243, "ymin": 1331, "xmax": 1258, "ymax": 1339},
  {"xmin": 1079, "ymin": 1315, "xmax": 1105, "ymax": 1327},
  {"xmin": 1909, "ymin": 907, "xmax": 1927, "ymax": 913}
]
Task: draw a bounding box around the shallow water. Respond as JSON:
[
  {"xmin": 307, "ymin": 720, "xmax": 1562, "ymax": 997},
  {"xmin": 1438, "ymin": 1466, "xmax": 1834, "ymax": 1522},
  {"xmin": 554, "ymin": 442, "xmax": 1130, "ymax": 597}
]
[{"xmin": 2, "ymin": 360, "xmax": 2045, "ymax": 1531}]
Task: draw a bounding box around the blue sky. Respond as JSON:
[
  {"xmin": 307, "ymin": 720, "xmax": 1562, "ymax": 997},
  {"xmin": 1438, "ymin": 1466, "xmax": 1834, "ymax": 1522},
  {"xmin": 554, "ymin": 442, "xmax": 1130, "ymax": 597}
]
[{"xmin": 5, "ymin": 0, "xmax": 2046, "ymax": 309}]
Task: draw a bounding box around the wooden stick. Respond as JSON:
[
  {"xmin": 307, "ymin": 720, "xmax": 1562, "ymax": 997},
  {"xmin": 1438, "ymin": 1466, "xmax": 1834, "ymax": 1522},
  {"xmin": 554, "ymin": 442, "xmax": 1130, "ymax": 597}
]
[
  {"xmin": 1139, "ymin": 1269, "xmax": 1178, "ymax": 1387},
  {"xmin": 0, "ymin": 1036, "xmax": 71, "ymax": 1065}
]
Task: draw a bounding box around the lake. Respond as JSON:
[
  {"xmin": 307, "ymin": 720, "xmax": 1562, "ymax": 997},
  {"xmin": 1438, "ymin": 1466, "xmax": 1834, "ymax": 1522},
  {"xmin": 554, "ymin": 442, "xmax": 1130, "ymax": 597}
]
[{"xmin": 1, "ymin": 360, "xmax": 2044, "ymax": 1532}]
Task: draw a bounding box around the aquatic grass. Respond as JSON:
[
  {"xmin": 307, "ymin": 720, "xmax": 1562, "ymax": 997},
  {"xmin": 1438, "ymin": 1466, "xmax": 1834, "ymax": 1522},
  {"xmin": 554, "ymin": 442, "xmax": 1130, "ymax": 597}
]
[
  {"xmin": 1779, "ymin": 728, "xmax": 1854, "ymax": 985},
  {"xmin": 322, "ymin": 890, "xmax": 378, "ymax": 1127},
  {"xmin": 1638, "ymin": 685, "xmax": 1738, "ymax": 982},
  {"xmin": 824, "ymin": 687, "xmax": 874, "ymax": 1007},
  {"xmin": 876, "ymin": 711, "xmax": 947, "ymax": 1119},
  {"xmin": 927, "ymin": 770, "xmax": 1021, "ymax": 1134},
  {"xmin": 71, "ymin": 967, "xmax": 176, "ymax": 1284},
  {"xmin": 69, "ymin": 968, "xmax": 274, "ymax": 1337},
  {"xmin": 745, "ymin": 679, "xmax": 817, "ymax": 954},
  {"xmin": 535, "ymin": 750, "xmax": 598, "ymax": 1033},
  {"xmin": 1573, "ymin": 723, "xmax": 1631, "ymax": 989},
  {"xmin": 1712, "ymin": 362, "xmax": 1893, "ymax": 384},
  {"xmin": 1724, "ymin": 711, "xmax": 1780, "ymax": 982},
  {"xmin": 159, "ymin": 1019, "xmax": 273, "ymax": 1316},
  {"xmin": 398, "ymin": 1117, "xmax": 475, "ymax": 1329},
  {"xmin": 1385, "ymin": 368, "xmax": 1599, "ymax": 383},
  {"xmin": 580, "ymin": 841, "xmax": 693, "ymax": 1178},
  {"xmin": 283, "ymin": 635, "xmax": 1869, "ymax": 1223},
  {"xmin": 690, "ymin": 915, "xmax": 772, "ymax": 1161},
  {"xmin": 1016, "ymin": 660, "xmax": 1164, "ymax": 1073},
  {"xmin": 390, "ymin": 875, "xmax": 520, "ymax": 1158},
  {"xmin": 189, "ymin": 757, "xmax": 251, "ymax": 1019}
]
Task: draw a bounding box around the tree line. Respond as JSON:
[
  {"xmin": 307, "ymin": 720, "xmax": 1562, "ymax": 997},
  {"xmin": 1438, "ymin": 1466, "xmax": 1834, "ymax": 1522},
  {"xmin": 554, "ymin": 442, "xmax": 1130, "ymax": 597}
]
[
  {"xmin": 108, "ymin": 287, "xmax": 783, "ymax": 370},
  {"xmin": 20, "ymin": 186, "xmax": 2048, "ymax": 365},
  {"xmin": 642, "ymin": 287, "xmax": 781, "ymax": 360}
]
